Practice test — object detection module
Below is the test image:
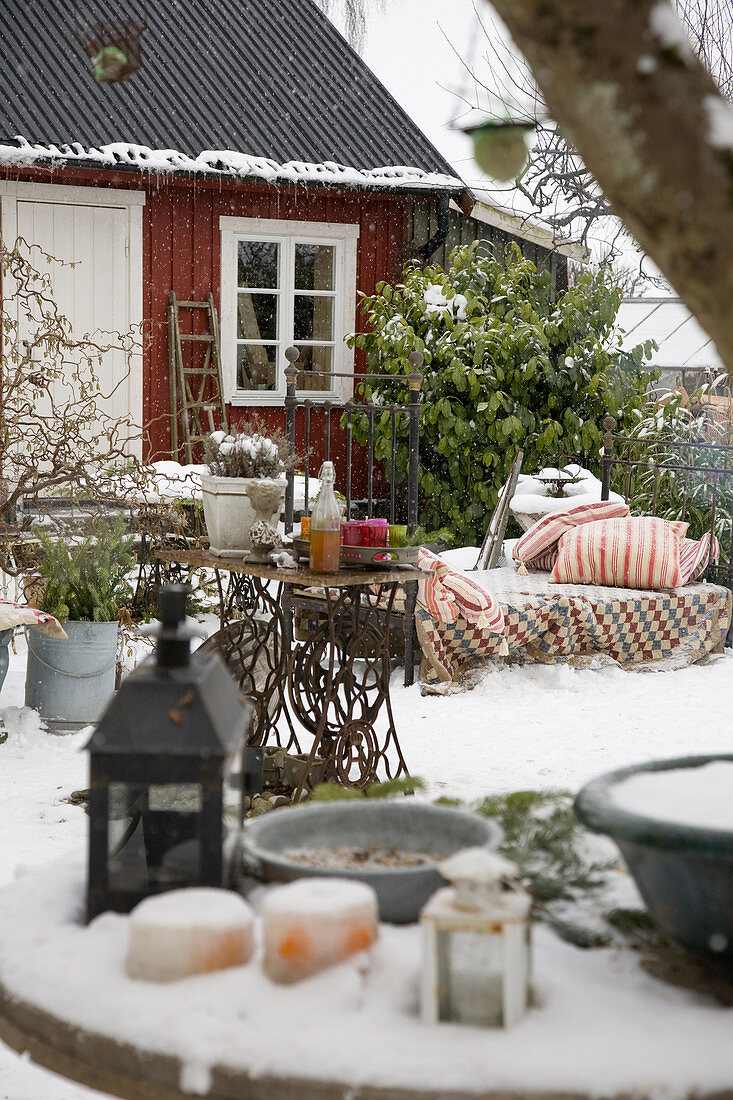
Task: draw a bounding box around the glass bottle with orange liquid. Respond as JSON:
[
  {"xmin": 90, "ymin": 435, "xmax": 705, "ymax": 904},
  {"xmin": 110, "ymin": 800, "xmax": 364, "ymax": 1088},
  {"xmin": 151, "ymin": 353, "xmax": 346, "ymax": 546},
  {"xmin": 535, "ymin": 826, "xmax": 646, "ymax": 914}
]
[{"xmin": 309, "ymin": 461, "xmax": 341, "ymax": 573}]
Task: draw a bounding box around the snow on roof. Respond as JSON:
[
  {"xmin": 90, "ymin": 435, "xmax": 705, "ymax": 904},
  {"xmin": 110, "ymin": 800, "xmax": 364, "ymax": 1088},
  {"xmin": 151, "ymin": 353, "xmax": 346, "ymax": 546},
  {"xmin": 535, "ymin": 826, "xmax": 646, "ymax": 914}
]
[
  {"xmin": 615, "ymin": 297, "xmax": 723, "ymax": 372},
  {"xmin": 0, "ymin": 138, "xmax": 464, "ymax": 194}
]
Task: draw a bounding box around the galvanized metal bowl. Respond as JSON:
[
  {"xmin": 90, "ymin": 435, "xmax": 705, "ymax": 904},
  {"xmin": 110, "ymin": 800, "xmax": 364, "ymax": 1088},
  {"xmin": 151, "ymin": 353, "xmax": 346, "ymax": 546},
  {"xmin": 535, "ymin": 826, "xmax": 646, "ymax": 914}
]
[
  {"xmin": 238, "ymin": 800, "xmax": 502, "ymax": 924},
  {"xmin": 575, "ymin": 754, "xmax": 733, "ymax": 958}
]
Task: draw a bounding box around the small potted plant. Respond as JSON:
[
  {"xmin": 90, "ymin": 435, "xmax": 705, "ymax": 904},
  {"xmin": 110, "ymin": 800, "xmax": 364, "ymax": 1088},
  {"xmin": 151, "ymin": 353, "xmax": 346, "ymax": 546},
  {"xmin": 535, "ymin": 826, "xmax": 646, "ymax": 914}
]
[
  {"xmin": 200, "ymin": 424, "xmax": 293, "ymax": 556},
  {"xmin": 25, "ymin": 514, "xmax": 136, "ymax": 728}
]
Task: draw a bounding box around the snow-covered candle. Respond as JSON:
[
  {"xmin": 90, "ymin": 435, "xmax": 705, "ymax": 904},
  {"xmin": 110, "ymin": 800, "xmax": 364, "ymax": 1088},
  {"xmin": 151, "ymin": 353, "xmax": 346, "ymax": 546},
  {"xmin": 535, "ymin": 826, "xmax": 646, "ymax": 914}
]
[
  {"xmin": 126, "ymin": 888, "xmax": 256, "ymax": 982},
  {"xmin": 262, "ymin": 878, "xmax": 379, "ymax": 984}
]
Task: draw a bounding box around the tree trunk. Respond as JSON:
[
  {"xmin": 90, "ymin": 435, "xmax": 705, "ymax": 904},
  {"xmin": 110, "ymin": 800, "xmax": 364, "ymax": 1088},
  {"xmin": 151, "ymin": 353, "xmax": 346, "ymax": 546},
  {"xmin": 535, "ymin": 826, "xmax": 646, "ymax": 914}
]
[{"xmin": 487, "ymin": 0, "xmax": 733, "ymax": 376}]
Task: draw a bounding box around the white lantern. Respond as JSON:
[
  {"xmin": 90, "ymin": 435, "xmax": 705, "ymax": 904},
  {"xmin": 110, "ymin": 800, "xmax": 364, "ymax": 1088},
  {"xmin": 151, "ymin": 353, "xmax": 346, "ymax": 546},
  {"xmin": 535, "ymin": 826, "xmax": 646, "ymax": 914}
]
[{"xmin": 420, "ymin": 848, "xmax": 531, "ymax": 1028}]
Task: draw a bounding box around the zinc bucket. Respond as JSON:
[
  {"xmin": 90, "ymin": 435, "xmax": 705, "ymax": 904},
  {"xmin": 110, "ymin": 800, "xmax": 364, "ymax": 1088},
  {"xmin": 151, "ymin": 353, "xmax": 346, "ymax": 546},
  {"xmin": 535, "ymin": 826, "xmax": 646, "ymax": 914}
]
[{"xmin": 25, "ymin": 620, "xmax": 119, "ymax": 729}]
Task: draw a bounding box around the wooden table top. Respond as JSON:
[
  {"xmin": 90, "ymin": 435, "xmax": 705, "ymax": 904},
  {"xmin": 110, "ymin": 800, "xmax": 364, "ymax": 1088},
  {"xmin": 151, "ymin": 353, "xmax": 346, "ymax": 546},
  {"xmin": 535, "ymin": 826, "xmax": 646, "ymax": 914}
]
[{"xmin": 154, "ymin": 546, "xmax": 424, "ymax": 588}]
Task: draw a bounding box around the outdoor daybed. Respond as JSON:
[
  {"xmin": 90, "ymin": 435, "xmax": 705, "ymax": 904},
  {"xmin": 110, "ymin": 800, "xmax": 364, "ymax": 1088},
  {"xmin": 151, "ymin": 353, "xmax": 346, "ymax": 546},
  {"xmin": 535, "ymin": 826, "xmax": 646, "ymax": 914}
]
[
  {"xmin": 412, "ymin": 422, "xmax": 733, "ymax": 693},
  {"xmin": 413, "ymin": 564, "xmax": 731, "ymax": 694},
  {"xmin": 293, "ymin": 534, "xmax": 731, "ymax": 695}
]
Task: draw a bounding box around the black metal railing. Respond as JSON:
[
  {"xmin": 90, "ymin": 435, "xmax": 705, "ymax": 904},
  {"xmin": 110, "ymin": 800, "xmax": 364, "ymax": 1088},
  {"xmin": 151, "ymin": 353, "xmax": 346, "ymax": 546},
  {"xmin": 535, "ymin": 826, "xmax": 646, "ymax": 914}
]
[{"xmin": 283, "ymin": 347, "xmax": 423, "ymax": 535}]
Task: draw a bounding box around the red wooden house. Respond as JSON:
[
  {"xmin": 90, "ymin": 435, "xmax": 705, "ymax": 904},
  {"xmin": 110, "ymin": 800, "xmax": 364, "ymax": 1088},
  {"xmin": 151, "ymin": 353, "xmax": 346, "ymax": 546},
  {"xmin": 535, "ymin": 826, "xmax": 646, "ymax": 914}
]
[{"xmin": 0, "ymin": 0, "xmax": 471, "ymax": 472}]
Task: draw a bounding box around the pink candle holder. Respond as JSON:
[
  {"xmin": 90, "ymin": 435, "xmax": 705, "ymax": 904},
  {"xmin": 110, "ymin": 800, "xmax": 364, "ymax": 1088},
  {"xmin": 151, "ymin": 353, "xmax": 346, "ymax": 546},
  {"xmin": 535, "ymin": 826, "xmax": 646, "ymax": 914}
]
[
  {"xmin": 341, "ymin": 520, "xmax": 365, "ymax": 546},
  {"xmin": 364, "ymin": 519, "xmax": 388, "ymax": 547}
]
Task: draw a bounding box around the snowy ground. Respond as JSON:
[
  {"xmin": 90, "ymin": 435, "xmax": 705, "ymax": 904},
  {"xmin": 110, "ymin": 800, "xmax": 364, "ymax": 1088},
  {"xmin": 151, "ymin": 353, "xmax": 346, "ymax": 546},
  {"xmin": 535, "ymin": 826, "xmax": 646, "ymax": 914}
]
[{"xmin": 1, "ymin": 626, "xmax": 733, "ymax": 1098}]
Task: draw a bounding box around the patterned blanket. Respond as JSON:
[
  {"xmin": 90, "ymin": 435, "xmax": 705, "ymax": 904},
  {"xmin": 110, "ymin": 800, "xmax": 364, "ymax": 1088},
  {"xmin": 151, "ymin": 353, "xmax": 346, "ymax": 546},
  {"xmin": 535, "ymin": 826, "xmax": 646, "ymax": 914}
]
[
  {"xmin": 290, "ymin": 567, "xmax": 732, "ymax": 694},
  {"xmin": 416, "ymin": 568, "xmax": 732, "ymax": 694}
]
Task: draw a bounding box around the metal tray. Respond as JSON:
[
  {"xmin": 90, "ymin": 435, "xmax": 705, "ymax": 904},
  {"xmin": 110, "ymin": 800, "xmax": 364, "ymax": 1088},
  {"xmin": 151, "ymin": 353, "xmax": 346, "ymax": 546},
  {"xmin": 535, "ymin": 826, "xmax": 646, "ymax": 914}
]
[{"xmin": 291, "ymin": 538, "xmax": 418, "ymax": 568}]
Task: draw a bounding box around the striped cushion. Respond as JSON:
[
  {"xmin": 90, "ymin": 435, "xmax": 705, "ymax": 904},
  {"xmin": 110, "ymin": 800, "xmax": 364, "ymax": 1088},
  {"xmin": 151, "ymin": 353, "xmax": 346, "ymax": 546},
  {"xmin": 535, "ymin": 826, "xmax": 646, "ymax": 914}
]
[
  {"xmin": 524, "ymin": 548, "xmax": 557, "ymax": 573},
  {"xmin": 550, "ymin": 517, "xmax": 689, "ymax": 589},
  {"xmin": 513, "ymin": 501, "xmax": 631, "ymax": 570},
  {"xmin": 679, "ymin": 532, "xmax": 719, "ymax": 584},
  {"xmin": 418, "ymin": 548, "xmax": 505, "ymax": 634}
]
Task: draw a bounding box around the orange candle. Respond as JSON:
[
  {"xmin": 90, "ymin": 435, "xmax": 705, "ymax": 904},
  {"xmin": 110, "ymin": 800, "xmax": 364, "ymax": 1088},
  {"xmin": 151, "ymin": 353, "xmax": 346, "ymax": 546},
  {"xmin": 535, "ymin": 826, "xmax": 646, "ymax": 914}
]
[{"xmin": 262, "ymin": 879, "xmax": 379, "ymax": 984}]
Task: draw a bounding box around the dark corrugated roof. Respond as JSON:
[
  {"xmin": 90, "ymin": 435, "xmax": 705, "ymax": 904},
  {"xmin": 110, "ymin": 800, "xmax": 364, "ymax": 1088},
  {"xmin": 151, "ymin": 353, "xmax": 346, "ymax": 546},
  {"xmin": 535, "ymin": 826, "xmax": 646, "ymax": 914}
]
[{"xmin": 0, "ymin": 0, "xmax": 459, "ymax": 178}]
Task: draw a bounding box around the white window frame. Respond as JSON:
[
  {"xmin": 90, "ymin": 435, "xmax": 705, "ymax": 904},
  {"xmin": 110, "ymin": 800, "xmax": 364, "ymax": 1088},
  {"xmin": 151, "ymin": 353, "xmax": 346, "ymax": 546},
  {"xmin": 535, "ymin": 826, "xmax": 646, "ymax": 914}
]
[{"xmin": 220, "ymin": 216, "xmax": 359, "ymax": 405}]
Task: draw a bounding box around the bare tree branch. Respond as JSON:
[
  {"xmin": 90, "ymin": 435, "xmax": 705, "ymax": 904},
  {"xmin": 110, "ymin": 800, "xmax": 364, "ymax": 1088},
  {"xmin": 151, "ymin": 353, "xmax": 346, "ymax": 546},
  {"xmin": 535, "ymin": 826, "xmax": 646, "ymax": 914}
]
[
  {"xmin": 469, "ymin": 1, "xmax": 732, "ymax": 277},
  {"xmin": 483, "ymin": 0, "xmax": 733, "ymax": 377},
  {"xmin": 0, "ymin": 239, "xmax": 182, "ymax": 577}
]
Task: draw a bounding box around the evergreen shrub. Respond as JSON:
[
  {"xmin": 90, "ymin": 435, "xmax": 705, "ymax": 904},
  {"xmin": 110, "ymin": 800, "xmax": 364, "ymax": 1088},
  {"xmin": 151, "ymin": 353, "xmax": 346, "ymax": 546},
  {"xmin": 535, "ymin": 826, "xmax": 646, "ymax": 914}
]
[
  {"xmin": 35, "ymin": 515, "xmax": 136, "ymax": 622},
  {"xmin": 348, "ymin": 243, "xmax": 656, "ymax": 545}
]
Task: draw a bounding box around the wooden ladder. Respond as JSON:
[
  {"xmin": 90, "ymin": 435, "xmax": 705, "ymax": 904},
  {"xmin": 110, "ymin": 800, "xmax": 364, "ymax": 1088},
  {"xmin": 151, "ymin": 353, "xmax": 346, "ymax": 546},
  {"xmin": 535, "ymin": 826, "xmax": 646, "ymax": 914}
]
[{"xmin": 168, "ymin": 291, "xmax": 227, "ymax": 462}]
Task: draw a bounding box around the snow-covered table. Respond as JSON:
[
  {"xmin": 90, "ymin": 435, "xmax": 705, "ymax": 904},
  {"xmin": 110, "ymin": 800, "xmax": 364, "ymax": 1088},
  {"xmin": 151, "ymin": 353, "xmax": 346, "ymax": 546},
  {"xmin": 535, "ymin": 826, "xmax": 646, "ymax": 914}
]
[
  {"xmin": 510, "ymin": 465, "xmax": 625, "ymax": 531},
  {"xmin": 2, "ymin": 857, "xmax": 733, "ymax": 1100}
]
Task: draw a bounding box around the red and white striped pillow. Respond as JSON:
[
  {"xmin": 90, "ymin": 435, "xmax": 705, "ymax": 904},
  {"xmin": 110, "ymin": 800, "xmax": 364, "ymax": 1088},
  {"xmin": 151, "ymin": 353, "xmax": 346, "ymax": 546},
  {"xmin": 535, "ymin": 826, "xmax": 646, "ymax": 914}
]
[
  {"xmin": 549, "ymin": 516, "xmax": 689, "ymax": 589},
  {"xmin": 513, "ymin": 500, "xmax": 631, "ymax": 572},
  {"xmin": 418, "ymin": 547, "xmax": 505, "ymax": 634},
  {"xmin": 679, "ymin": 532, "xmax": 719, "ymax": 583}
]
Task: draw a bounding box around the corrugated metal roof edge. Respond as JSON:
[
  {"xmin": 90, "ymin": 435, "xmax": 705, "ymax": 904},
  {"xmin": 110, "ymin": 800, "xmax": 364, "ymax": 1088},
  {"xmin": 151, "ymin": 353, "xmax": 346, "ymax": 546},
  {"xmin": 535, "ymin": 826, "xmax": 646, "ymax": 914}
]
[{"xmin": 0, "ymin": 140, "xmax": 471, "ymax": 201}]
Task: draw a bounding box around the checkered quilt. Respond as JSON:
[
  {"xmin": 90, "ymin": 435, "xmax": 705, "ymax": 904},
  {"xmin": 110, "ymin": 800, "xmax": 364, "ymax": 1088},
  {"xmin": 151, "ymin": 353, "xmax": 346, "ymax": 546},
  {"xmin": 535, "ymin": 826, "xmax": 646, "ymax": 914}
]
[{"xmin": 416, "ymin": 568, "xmax": 732, "ymax": 694}]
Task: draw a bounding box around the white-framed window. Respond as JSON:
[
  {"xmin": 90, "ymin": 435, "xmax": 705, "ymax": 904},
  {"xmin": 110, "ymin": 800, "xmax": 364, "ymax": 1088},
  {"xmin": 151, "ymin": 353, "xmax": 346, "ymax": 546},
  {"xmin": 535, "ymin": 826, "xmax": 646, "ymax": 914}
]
[{"xmin": 219, "ymin": 216, "xmax": 359, "ymax": 405}]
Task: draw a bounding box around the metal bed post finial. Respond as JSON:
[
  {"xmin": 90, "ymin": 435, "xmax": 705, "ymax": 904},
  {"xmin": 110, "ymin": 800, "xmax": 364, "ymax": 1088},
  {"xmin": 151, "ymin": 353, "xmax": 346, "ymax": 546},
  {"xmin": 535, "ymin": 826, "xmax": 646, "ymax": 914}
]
[
  {"xmin": 407, "ymin": 352, "xmax": 423, "ymax": 533},
  {"xmin": 284, "ymin": 347, "xmax": 299, "ymax": 534},
  {"xmin": 601, "ymin": 415, "xmax": 616, "ymax": 502}
]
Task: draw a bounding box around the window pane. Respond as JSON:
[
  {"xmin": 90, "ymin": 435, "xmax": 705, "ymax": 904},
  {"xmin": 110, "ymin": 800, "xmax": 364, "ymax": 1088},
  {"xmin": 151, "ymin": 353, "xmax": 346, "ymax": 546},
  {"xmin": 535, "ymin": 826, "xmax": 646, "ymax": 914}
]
[
  {"xmin": 238, "ymin": 240, "xmax": 279, "ymax": 289},
  {"xmin": 237, "ymin": 291, "xmax": 277, "ymax": 341},
  {"xmin": 237, "ymin": 344, "xmax": 277, "ymax": 391},
  {"xmin": 296, "ymin": 344, "xmax": 333, "ymax": 391},
  {"xmin": 107, "ymin": 782, "xmax": 203, "ymax": 893},
  {"xmin": 295, "ymin": 243, "xmax": 335, "ymax": 291},
  {"xmin": 294, "ymin": 294, "xmax": 333, "ymax": 341}
]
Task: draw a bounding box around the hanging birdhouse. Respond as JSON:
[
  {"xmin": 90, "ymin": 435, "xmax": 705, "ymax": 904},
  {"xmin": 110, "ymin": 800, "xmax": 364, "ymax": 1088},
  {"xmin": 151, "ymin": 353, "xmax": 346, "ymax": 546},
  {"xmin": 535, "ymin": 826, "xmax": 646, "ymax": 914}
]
[
  {"xmin": 76, "ymin": 16, "xmax": 146, "ymax": 83},
  {"xmin": 463, "ymin": 118, "xmax": 535, "ymax": 183}
]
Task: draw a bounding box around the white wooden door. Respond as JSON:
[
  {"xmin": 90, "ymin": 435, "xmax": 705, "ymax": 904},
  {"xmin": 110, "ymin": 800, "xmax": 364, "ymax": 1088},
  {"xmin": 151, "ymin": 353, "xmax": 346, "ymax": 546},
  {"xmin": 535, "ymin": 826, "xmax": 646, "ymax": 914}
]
[{"xmin": 14, "ymin": 198, "xmax": 140, "ymax": 456}]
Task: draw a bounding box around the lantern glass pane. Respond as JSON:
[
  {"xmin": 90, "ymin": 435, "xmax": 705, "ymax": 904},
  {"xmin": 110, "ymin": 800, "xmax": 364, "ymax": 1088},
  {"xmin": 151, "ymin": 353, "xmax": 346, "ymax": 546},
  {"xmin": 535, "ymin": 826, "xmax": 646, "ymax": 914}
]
[
  {"xmin": 436, "ymin": 928, "xmax": 504, "ymax": 1026},
  {"xmin": 107, "ymin": 782, "xmax": 203, "ymax": 894}
]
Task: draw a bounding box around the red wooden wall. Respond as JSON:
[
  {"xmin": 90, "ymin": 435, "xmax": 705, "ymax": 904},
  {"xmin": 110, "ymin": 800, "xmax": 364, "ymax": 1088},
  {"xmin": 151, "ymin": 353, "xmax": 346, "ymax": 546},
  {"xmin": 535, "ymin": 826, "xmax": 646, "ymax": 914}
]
[{"xmin": 1, "ymin": 164, "xmax": 423, "ymax": 490}]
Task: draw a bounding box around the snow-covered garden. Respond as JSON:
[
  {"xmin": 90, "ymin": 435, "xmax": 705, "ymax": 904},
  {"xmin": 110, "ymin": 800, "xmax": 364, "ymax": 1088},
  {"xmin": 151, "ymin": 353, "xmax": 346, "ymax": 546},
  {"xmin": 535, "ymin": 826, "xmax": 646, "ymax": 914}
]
[{"xmin": 2, "ymin": 610, "xmax": 733, "ymax": 1099}]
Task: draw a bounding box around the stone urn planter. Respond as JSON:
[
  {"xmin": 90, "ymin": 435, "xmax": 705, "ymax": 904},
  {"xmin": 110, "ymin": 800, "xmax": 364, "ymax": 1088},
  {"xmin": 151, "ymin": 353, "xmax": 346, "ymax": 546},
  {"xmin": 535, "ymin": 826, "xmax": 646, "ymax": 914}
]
[
  {"xmin": 575, "ymin": 754, "xmax": 733, "ymax": 958},
  {"xmin": 200, "ymin": 474, "xmax": 285, "ymax": 556}
]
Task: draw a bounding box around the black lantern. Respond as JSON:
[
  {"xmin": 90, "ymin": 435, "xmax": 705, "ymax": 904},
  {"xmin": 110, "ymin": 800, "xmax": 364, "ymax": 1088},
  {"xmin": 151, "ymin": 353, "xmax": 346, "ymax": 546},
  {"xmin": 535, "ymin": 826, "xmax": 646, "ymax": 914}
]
[{"xmin": 86, "ymin": 586, "xmax": 251, "ymax": 922}]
